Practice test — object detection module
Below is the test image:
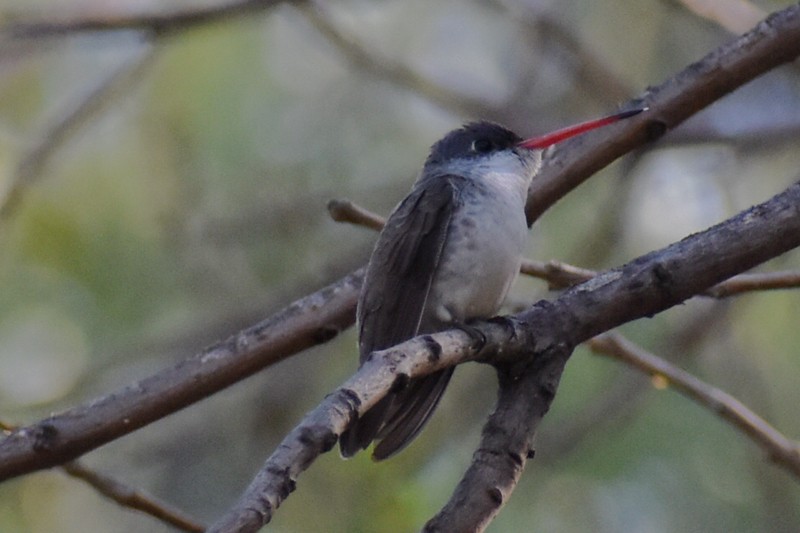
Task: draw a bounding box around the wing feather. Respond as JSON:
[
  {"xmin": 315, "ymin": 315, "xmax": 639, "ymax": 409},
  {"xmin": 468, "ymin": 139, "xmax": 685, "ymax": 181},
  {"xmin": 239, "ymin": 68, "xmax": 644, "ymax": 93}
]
[{"xmin": 340, "ymin": 175, "xmax": 466, "ymax": 458}]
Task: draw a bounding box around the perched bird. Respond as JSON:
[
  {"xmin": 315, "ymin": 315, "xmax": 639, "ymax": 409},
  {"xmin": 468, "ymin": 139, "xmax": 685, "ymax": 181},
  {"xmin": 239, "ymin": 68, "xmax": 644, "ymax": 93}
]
[{"xmin": 340, "ymin": 110, "xmax": 643, "ymax": 460}]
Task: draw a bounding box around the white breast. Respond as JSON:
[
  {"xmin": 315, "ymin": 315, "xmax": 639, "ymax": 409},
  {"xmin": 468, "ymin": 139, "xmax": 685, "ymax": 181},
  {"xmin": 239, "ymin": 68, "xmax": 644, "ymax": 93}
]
[{"xmin": 428, "ymin": 165, "xmax": 530, "ymax": 324}]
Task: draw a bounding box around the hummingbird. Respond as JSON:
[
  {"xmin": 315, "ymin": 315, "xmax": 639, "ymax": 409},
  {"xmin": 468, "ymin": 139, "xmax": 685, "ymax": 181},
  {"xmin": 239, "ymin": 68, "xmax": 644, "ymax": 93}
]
[{"xmin": 340, "ymin": 109, "xmax": 644, "ymax": 460}]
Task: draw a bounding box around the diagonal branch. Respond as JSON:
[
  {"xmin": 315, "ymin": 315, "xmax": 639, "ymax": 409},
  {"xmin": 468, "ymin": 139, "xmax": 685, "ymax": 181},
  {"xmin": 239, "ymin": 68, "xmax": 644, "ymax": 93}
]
[
  {"xmin": 0, "ymin": 44, "xmax": 159, "ymax": 219},
  {"xmin": 62, "ymin": 461, "xmax": 206, "ymax": 532},
  {"xmin": 706, "ymin": 270, "xmax": 800, "ymax": 297},
  {"xmin": 297, "ymin": 3, "xmax": 499, "ymax": 119},
  {"xmin": 422, "ymin": 178, "xmax": 800, "ymax": 532},
  {"xmin": 0, "ymin": 269, "xmax": 362, "ymax": 481},
  {"xmin": 0, "ymin": 420, "xmax": 204, "ymax": 532},
  {"xmin": 329, "ymin": 196, "xmax": 800, "ymax": 295},
  {"xmin": 1, "ymin": 0, "xmax": 799, "ymax": 501},
  {"xmin": 211, "ymin": 179, "xmax": 800, "ymax": 533},
  {"xmin": 589, "ymin": 332, "xmax": 800, "ymax": 478},
  {"xmin": 543, "ymin": 305, "xmax": 731, "ymax": 461},
  {"xmin": 3, "ymin": 0, "xmax": 291, "ymax": 39},
  {"xmin": 524, "ymin": 4, "xmax": 800, "ymax": 224}
]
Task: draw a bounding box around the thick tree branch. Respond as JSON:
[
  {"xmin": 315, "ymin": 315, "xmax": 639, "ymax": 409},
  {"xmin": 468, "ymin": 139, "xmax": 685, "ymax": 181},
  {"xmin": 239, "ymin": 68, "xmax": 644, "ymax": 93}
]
[
  {"xmin": 524, "ymin": 4, "xmax": 800, "ymax": 224},
  {"xmin": 422, "ymin": 353, "xmax": 568, "ymax": 533},
  {"xmin": 212, "ymin": 179, "xmax": 800, "ymax": 532},
  {"xmin": 1, "ymin": 2, "xmax": 799, "ymax": 518},
  {"xmin": 422, "ymin": 180, "xmax": 800, "ymax": 532},
  {"xmin": 0, "ymin": 420, "xmax": 204, "ymax": 532},
  {"xmin": 0, "ymin": 270, "xmax": 362, "ymax": 481},
  {"xmin": 589, "ymin": 332, "xmax": 800, "ymax": 478}
]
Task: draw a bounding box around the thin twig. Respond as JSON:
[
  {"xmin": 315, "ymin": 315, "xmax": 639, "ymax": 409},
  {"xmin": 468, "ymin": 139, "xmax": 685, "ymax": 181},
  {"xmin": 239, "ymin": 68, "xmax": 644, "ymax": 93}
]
[
  {"xmin": 0, "ymin": 44, "xmax": 159, "ymax": 219},
  {"xmin": 525, "ymin": 261, "xmax": 800, "ymax": 296},
  {"xmin": 519, "ymin": 258, "xmax": 595, "ymax": 289},
  {"xmin": 485, "ymin": 0, "xmax": 634, "ymax": 104},
  {"xmin": 297, "ymin": 3, "xmax": 499, "ymax": 119},
  {"xmin": 328, "ymin": 196, "xmax": 800, "ymax": 295},
  {"xmin": 706, "ymin": 270, "xmax": 800, "ymax": 297},
  {"xmin": 211, "ymin": 180, "xmax": 800, "ymax": 532},
  {"xmin": 589, "ymin": 332, "xmax": 800, "ymax": 479},
  {"xmin": 544, "ymin": 302, "xmax": 731, "ymax": 459},
  {"xmin": 1, "ymin": 2, "xmax": 799, "ymax": 517},
  {"xmin": 62, "ymin": 461, "xmax": 206, "ymax": 532},
  {"xmin": 326, "ymin": 198, "xmax": 384, "ymax": 231},
  {"xmin": 3, "ymin": 0, "xmax": 290, "ymax": 39},
  {"xmin": 0, "ymin": 420, "xmax": 204, "ymax": 532}
]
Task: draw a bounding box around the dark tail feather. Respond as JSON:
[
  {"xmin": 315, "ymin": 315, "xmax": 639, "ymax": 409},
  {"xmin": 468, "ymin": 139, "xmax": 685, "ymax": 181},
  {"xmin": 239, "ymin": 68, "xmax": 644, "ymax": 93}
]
[
  {"xmin": 339, "ymin": 395, "xmax": 392, "ymax": 458},
  {"xmin": 339, "ymin": 369, "xmax": 454, "ymax": 460},
  {"xmin": 373, "ymin": 368, "xmax": 453, "ymax": 460}
]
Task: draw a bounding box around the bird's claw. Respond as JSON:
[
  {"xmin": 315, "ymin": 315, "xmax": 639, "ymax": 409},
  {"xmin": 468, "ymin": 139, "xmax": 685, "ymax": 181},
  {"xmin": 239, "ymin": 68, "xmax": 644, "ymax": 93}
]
[{"xmin": 455, "ymin": 322, "xmax": 488, "ymax": 352}]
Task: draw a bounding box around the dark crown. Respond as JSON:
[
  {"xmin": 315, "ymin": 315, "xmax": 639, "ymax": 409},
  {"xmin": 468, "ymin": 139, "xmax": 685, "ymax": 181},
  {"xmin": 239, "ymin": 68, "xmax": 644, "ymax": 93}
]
[{"xmin": 424, "ymin": 121, "xmax": 522, "ymax": 168}]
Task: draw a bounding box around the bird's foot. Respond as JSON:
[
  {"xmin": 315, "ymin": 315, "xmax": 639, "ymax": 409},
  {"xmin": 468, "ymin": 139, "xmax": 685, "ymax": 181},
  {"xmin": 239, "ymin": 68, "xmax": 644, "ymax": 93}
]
[{"xmin": 454, "ymin": 321, "xmax": 488, "ymax": 352}]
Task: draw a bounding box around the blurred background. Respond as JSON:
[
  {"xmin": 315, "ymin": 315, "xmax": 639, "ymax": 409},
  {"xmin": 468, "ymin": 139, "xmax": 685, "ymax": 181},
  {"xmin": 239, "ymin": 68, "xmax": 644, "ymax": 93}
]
[{"xmin": 0, "ymin": 0, "xmax": 799, "ymax": 531}]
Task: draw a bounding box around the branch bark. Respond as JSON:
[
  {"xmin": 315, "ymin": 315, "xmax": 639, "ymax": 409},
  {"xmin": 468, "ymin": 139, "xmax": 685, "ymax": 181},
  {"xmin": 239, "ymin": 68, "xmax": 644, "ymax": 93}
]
[
  {"xmin": 211, "ymin": 180, "xmax": 800, "ymax": 532},
  {"xmin": 589, "ymin": 333, "xmax": 800, "ymax": 479},
  {"xmin": 62, "ymin": 461, "xmax": 205, "ymax": 532},
  {"xmin": 524, "ymin": 4, "xmax": 800, "ymax": 224},
  {"xmin": 0, "ymin": 269, "xmax": 361, "ymax": 481},
  {"xmin": 330, "ymin": 197, "xmax": 800, "ymax": 295},
  {"xmin": 422, "ymin": 179, "xmax": 800, "ymax": 532},
  {"xmin": 1, "ymin": 5, "xmax": 799, "ymax": 532}
]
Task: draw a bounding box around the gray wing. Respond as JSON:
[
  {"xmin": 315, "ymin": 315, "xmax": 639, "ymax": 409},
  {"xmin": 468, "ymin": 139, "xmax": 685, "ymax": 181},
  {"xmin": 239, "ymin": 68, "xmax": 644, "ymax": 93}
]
[{"xmin": 340, "ymin": 174, "xmax": 467, "ymax": 459}]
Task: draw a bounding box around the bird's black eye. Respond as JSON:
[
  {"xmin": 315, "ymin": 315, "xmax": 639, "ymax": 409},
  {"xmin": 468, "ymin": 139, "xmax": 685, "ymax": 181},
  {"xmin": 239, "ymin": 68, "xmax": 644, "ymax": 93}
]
[{"xmin": 471, "ymin": 138, "xmax": 493, "ymax": 153}]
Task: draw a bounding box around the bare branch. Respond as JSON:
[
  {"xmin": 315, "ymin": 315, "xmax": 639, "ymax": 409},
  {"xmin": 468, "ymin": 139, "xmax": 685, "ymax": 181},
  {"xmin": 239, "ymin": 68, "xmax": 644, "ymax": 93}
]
[
  {"xmin": 544, "ymin": 304, "xmax": 731, "ymax": 460},
  {"xmin": 0, "ymin": 269, "xmax": 362, "ymax": 481},
  {"xmin": 3, "ymin": 0, "xmax": 291, "ymax": 39},
  {"xmin": 296, "ymin": 3, "xmax": 499, "ymax": 119},
  {"xmin": 706, "ymin": 270, "xmax": 800, "ymax": 297},
  {"xmin": 2, "ymin": 4, "xmax": 799, "ymax": 516},
  {"xmin": 589, "ymin": 332, "xmax": 800, "ymax": 479},
  {"xmin": 1, "ymin": 420, "xmax": 204, "ymax": 531},
  {"xmin": 424, "ymin": 179, "xmax": 800, "ymax": 531},
  {"xmin": 326, "ymin": 198, "xmax": 385, "ymax": 231},
  {"xmin": 208, "ymin": 325, "xmax": 480, "ymax": 533},
  {"xmin": 211, "ymin": 181, "xmax": 800, "ymax": 532},
  {"xmin": 523, "ymin": 261, "xmax": 800, "ymax": 296},
  {"xmin": 423, "ymin": 352, "xmax": 562, "ymax": 533},
  {"xmin": 519, "ymin": 258, "xmax": 595, "ymax": 289},
  {"xmin": 62, "ymin": 461, "xmax": 206, "ymax": 532},
  {"xmin": 524, "ymin": 5, "xmax": 800, "ymax": 224},
  {"xmin": 0, "ymin": 45, "xmax": 159, "ymax": 219},
  {"xmin": 328, "ymin": 196, "xmax": 800, "ymax": 295}
]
